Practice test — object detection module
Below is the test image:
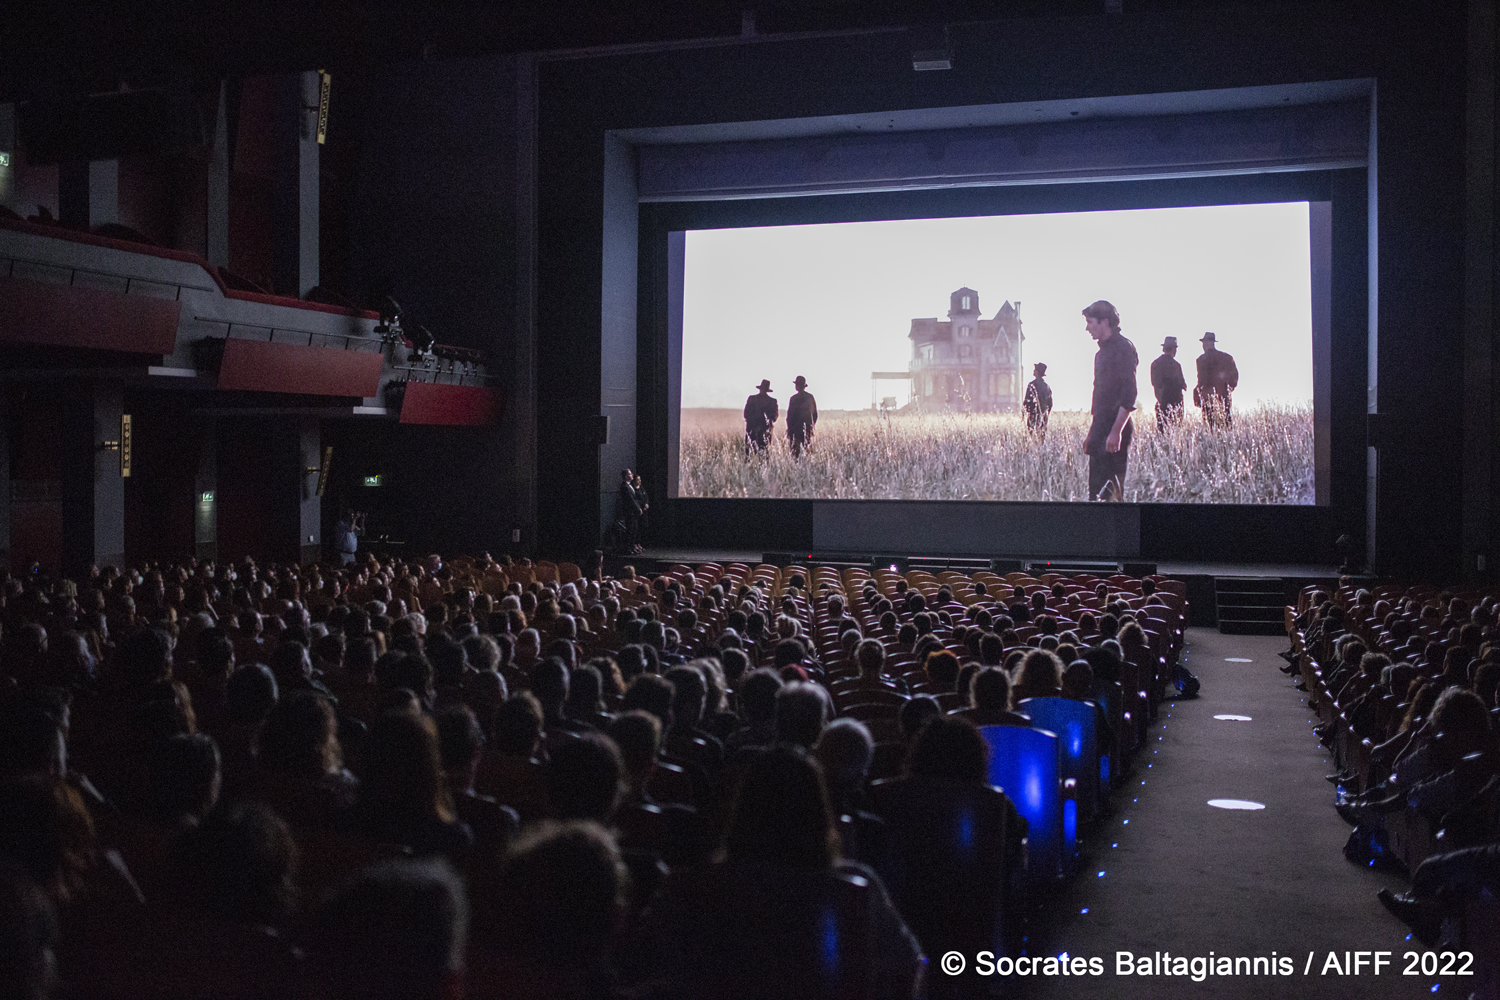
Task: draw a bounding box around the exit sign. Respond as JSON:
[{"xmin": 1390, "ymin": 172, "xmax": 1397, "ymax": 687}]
[
  {"xmin": 363, "ymin": 475, "xmax": 382, "ymax": 487},
  {"xmin": 200, "ymin": 491, "xmax": 215, "ymax": 502},
  {"xmin": 0, "ymin": 153, "xmax": 9, "ymax": 167}
]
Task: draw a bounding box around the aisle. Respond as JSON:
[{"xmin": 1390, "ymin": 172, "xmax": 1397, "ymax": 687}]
[{"xmin": 1006, "ymin": 629, "xmax": 1432, "ymax": 1000}]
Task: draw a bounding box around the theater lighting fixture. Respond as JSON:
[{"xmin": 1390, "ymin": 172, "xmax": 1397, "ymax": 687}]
[{"xmin": 409, "ymin": 324, "xmax": 436, "ymax": 357}]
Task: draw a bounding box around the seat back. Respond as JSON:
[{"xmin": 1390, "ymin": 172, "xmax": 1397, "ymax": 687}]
[
  {"xmin": 660, "ymin": 862, "xmax": 876, "ymax": 1000},
  {"xmin": 979, "ymin": 724, "xmax": 1065, "ymax": 880},
  {"xmin": 869, "ymin": 776, "xmax": 1015, "ymax": 959},
  {"xmin": 1016, "ymin": 697, "xmax": 1098, "ymax": 834}
]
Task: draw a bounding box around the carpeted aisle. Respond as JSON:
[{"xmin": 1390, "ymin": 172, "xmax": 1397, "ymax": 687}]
[{"xmin": 1001, "ymin": 628, "xmax": 1437, "ymax": 1000}]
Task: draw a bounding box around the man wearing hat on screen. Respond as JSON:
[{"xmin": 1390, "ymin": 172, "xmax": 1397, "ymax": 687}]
[
  {"xmin": 1193, "ymin": 332, "xmax": 1239, "ymax": 429},
  {"xmin": 787, "ymin": 375, "xmax": 818, "ymax": 458},
  {"xmin": 1150, "ymin": 336, "xmax": 1188, "ymax": 432},
  {"xmin": 1023, "ymin": 362, "xmax": 1053, "ymax": 436},
  {"xmin": 744, "ymin": 379, "xmax": 779, "ymax": 453}
]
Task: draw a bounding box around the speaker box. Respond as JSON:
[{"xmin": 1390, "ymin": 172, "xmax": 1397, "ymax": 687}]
[
  {"xmin": 989, "ymin": 557, "xmax": 1026, "ymax": 574},
  {"xmin": 1123, "ymin": 561, "xmax": 1158, "ymax": 578}
]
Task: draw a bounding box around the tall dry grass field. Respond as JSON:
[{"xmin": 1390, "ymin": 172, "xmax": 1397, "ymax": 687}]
[{"xmin": 678, "ymin": 405, "xmax": 1314, "ymax": 503}]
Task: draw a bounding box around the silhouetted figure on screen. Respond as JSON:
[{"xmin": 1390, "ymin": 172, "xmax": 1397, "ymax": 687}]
[
  {"xmin": 786, "ymin": 376, "xmax": 818, "ymax": 458},
  {"xmin": 1150, "ymin": 336, "xmax": 1187, "ymax": 431},
  {"xmin": 744, "ymin": 380, "xmax": 778, "ymax": 454},
  {"xmin": 1194, "ymin": 332, "xmax": 1238, "ymax": 429},
  {"xmin": 1023, "ymin": 362, "xmax": 1053, "ymax": 436}
]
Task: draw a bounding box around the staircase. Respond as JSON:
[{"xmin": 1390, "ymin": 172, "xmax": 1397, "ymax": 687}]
[{"xmin": 1214, "ymin": 577, "xmax": 1286, "ymax": 635}]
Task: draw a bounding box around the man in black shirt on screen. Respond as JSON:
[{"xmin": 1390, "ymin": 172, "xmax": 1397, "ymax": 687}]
[{"xmin": 1081, "ymin": 300, "xmax": 1138, "ymax": 502}]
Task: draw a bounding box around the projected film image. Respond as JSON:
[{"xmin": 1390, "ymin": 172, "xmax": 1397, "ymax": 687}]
[{"xmin": 676, "ymin": 203, "xmax": 1317, "ymax": 504}]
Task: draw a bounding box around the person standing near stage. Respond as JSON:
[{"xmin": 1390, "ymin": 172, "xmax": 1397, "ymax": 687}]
[
  {"xmin": 616, "ymin": 468, "xmax": 643, "ymax": 554},
  {"xmin": 744, "ymin": 379, "xmax": 778, "ymax": 453},
  {"xmin": 1150, "ymin": 336, "xmax": 1187, "ymax": 431},
  {"xmin": 633, "ymin": 473, "xmax": 651, "ymax": 538},
  {"xmin": 1193, "ymin": 331, "xmax": 1239, "ymax": 428},
  {"xmin": 786, "ymin": 375, "xmax": 818, "ymax": 457},
  {"xmin": 1023, "ymin": 363, "xmax": 1053, "ymax": 436},
  {"xmin": 1081, "ymin": 300, "xmax": 1138, "ymax": 502}
]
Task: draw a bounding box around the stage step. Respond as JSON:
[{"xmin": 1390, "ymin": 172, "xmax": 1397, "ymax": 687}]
[{"xmin": 1214, "ymin": 576, "xmax": 1287, "ymax": 635}]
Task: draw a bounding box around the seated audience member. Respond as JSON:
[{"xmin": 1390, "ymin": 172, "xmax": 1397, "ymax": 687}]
[
  {"xmin": 434, "ymin": 705, "xmax": 519, "ymax": 854},
  {"xmin": 251, "ymin": 693, "xmax": 358, "ymax": 828},
  {"xmin": 608, "ymin": 711, "xmax": 707, "ymax": 868},
  {"xmin": 470, "ymin": 822, "xmax": 625, "ymax": 1000},
  {"xmin": 475, "ymin": 693, "xmax": 549, "ymax": 824},
  {"xmin": 923, "ymin": 651, "xmax": 962, "ymax": 698},
  {"xmin": 620, "ymin": 674, "xmax": 674, "ymax": 732},
  {"xmin": 564, "ymin": 664, "xmax": 613, "ymax": 732},
  {"xmin": 898, "ymin": 696, "xmax": 942, "ymax": 745},
  {"xmin": 641, "ymin": 747, "xmax": 924, "ymax": 999},
  {"xmin": 774, "ymin": 683, "xmax": 828, "ymax": 750},
  {"xmin": 662, "ymin": 666, "xmax": 724, "ymax": 774},
  {"xmin": 724, "ymin": 669, "xmax": 782, "ymax": 754},
  {"xmin": 544, "ymin": 733, "xmax": 627, "ymax": 824},
  {"xmin": 955, "ymin": 667, "xmax": 1032, "ymax": 728},
  {"xmin": 308, "ymin": 857, "xmax": 468, "ymax": 1000},
  {"xmin": 852, "ymin": 639, "xmax": 909, "ymax": 696},
  {"xmin": 352, "ymin": 712, "xmax": 472, "ymax": 861},
  {"xmin": 815, "ymin": 719, "xmax": 895, "ymax": 883},
  {"xmin": 1011, "ymin": 649, "xmax": 1065, "ymax": 703}
]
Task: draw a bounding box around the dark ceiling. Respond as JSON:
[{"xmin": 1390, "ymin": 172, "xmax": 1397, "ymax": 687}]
[{"xmin": 3, "ymin": 0, "xmax": 1276, "ymax": 103}]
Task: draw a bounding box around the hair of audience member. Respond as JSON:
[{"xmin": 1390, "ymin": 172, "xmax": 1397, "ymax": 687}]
[
  {"xmin": 544, "ymin": 733, "xmax": 626, "ymax": 823},
  {"xmin": 972, "ymin": 667, "xmax": 1014, "ymax": 714},
  {"xmin": 0, "ymin": 702, "xmax": 65, "ymax": 780},
  {"xmin": 481, "ymin": 821, "xmax": 625, "ymax": 972},
  {"xmin": 976, "ymin": 632, "xmax": 1005, "ymax": 667},
  {"xmin": 615, "ymin": 644, "xmax": 648, "ymax": 682},
  {"xmin": 0, "ymin": 777, "xmax": 95, "ymax": 905},
  {"xmin": 434, "ymin": 704, "xmax": 486, "ymax": 787},
  {"xmin": 530, "ymin": 657, "xmax": 570, "ymax": 715},
  {"xmin": 907, "ymin": 715, "xmax": 989, "ymax": 784},
  {"xmin": 146, "ymin": 732, "xmax": 222, "ymax": 822},
  {"xmin": 738, "ymin": 669, "xmax": 784, "ymax": 725},
  {"xmin": 898, "ymin": 695, "xmax": 942, "ymax": 743},
  {"xmin": 119, "ymin": 627, "xmax": 174, "ymax": 689},
  {"xmin": 724, "ymin": 746, "xmax": 838, "ymax": 868},
  {"xmin": 564, "ymin": 664, "xmax": 604, "ymax": 721},
  {"xmin": 1400, "ymin": 680, "xmax": 1445, "ymax": 733},
  {"xmin": 771, "ymin": 638, "xmax": 806, "ymax": 672},
  {"xmin": 310, "ymin": 857, "xmax": 467, "ymax": 1000},
  {"xmin": 196, "ymin": 628, "xmax": 236, "ymax": 678},
  {"xmin": 606, "ymin": 710, "xmax": 661, "ymax": 786},
  {"xmin": 719, "ymin": 647, "xmax": 750, "ymax": 685},
  {"xmin": 1429, "ymin": 686, "xmax": 1493, "ymax": 759},
  {"xmin": 620, "ymin": 674, "xmax": 674, "ymax": 730},
  {"xmin": 257, "ymin": 692, "xmax": 341, "ymax": 777},
  {"xmin": 225, "ymin": 663, "xmax": 279, "ymax": 730},
  {"xmin": 774, "ymin": 682, "xmax": 828, "ymax": 749},
  {"xmin": 854, "ymin": 638, "xmax": 885, "ymax": 677},
  {"xmin": 1062, "ymin": 660, "xmax": 1094, "ymax": 702},
  {"xmin": 814, "ymin": 718, "xmax": 874, "ymax": 801},
  {"xmin": 461, "ymin": 634, "xmax": 501, "ymax": 675},
  {"xmin": 492, "ymin": 693, "xmax": 544, "ymax": 757},
  {"xmin": 171, "ymin": 800, "xmax": 299, "ymax": 926},
  {"xmin": 359, "ymin": 712, "xmax": 455, "ymax": 825},
  {"xmin": 663, "ymin": 666, "xmax": 706, "ymax": 730},
  {"xmin": 924, "ymin": 650, "xmax": 961, "ymax": 692},
  {"xmin": 1474, "ymin": 662, "xmax": 1500, "ymax": 709}
]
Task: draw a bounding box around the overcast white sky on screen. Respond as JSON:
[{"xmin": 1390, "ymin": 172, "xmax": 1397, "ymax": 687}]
[{"xmin": 680, "ymin": 201, "xmax": 1313, "ymax": 413}]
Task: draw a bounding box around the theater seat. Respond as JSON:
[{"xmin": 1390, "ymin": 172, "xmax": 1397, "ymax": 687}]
[
  {"xmin": 1015, "ymin": 697, "xmax": 1099, "ymax": 827},
  {"xmin": 978, "ymin": 724, "xmax": 1072, "ymax": 880},
  {"xmin": 869, "ymin": 776, "xmax": 1020, "ymax": 964},
  {"xmin": 645, "ymin": 861, "xmax": 880, "ymax": 1000}
]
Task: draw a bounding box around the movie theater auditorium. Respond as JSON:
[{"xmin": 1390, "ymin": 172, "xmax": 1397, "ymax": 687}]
[{"xmin": 0, "ymin": 2, "xmax": 1496, "ymax": 998}]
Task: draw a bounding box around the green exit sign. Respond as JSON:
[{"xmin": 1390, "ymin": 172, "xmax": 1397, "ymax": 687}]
[
  {"xmin": 199, "ymin": 490, "xmax": 215, "ymax": 502},
  {"xmin": 0, "ymin": 153, "xmax": 9, "ymax": 167},
  {"xmin": 363, "ymin": 475, "xmax": 382, "ymax": 487}
]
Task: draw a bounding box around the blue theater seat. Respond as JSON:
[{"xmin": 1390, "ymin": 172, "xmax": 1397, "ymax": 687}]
[
  {"xmin": 1016, "ymin": 697, "xmax": 1099, "ymax": 828},
  {"xmin": 979, "ymin": 724, "xmax": 1074, "ymax": 880}
]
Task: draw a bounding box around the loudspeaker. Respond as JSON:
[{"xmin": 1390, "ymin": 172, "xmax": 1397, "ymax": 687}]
[
  {"xmin": 990, "ymin": 557, "xmax": 1026, "ymax": 574},
  {"xmin": 765, "ymin": 551, "xmax": 798, "ymax": 567},
  {"xmin": 1123, "ymin": 561, "xmax": 1158, "ymax": 578},
  {"xmin": 873, "ymin": 556, "xmax": 909, "ymax": 574}
]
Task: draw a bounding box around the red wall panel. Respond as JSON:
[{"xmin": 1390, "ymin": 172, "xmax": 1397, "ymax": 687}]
[
  {"xmin": 0, "ymin": 275, "xmax": 181, "ymax": 354},
  {"xmin": 217, "ymin": 338, "xmax": 383, "ymax": 397},
  {"xmin": 399, "ymin": 382, "xmax": 504, "ymax": 426}
]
